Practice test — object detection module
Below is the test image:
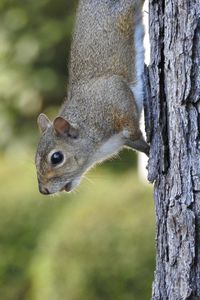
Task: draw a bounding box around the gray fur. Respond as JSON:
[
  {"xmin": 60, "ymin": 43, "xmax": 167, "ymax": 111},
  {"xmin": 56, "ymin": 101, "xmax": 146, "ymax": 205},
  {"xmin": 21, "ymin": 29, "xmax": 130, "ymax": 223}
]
[{"xmin": 35, "ymin": 0, "xmax": 149, "ymax": 195}]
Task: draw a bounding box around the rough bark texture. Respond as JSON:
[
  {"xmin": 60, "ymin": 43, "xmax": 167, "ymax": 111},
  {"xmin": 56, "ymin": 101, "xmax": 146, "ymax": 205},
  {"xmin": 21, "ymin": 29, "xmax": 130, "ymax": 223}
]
[{"xmin": 145, "ymin": 0, "xmax": 200, "ymax": 299}]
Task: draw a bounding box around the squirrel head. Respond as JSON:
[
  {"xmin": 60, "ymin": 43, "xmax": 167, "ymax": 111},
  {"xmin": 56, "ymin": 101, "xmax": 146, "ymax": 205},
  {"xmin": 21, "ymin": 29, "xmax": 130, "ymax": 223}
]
[{"xmin": 35, "ymin": 113, "xmax": 89, "ymax": 195}]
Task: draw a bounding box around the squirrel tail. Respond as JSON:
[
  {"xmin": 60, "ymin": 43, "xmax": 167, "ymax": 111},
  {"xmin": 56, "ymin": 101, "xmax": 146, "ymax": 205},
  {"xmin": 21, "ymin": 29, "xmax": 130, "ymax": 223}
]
[{"xmin": 130, "ymin": 10, "xmax": 145, "ymax": 115}]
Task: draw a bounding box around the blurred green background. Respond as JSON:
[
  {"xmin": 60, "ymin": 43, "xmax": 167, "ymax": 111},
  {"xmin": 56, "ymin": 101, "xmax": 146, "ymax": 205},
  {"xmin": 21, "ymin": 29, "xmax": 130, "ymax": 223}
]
[{"xmin": 0, "ymin": 0, "xmax": 155, "ymax": 299}]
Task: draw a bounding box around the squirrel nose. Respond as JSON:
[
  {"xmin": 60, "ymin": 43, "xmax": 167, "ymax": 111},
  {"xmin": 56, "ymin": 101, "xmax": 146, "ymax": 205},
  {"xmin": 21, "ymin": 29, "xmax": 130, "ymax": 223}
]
[{"xmin": 39, "ymin": 185, "xmax": 50, "ymax": 195}]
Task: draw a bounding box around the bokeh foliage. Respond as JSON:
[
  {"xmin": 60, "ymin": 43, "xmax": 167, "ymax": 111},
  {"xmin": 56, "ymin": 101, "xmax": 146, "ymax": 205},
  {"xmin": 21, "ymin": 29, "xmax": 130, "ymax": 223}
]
[
  {"xmin": 0, "ymin": 0, "xmax": 154, "ymax": 299},
  {"xmin": 0, "ymin": 0, "xmax": 78, "ymax": 149},
  {"xmin": 0, "ymin": 154, "xmax": 154, "ymax": 300}
]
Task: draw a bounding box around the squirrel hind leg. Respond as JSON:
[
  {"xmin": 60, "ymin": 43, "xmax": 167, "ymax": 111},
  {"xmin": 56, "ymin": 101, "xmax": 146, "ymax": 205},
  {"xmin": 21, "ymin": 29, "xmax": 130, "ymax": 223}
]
[{"xmin": 125, "ymin": 137, "xmax": 150, "ymax": 157}]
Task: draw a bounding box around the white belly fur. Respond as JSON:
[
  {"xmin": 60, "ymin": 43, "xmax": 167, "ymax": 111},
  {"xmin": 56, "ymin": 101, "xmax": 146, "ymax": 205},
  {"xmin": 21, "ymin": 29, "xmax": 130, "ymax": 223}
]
[{"xmin": 91, "ymin": 132, "xmax": 125, "ymax": 164}]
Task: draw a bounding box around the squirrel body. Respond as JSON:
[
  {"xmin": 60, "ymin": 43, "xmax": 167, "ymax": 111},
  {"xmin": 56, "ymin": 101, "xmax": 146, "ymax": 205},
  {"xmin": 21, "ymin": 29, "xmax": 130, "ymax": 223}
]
[{"xmin": 36, "ymin": 0, "xmax": 149, "ymax": 195}]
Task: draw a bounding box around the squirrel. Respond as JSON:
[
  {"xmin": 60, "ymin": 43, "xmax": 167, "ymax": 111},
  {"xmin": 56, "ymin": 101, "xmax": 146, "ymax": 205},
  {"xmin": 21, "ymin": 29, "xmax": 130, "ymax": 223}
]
[{"xmin": 35, "ymin": 0, "xmax": 149, "ymax": 195}]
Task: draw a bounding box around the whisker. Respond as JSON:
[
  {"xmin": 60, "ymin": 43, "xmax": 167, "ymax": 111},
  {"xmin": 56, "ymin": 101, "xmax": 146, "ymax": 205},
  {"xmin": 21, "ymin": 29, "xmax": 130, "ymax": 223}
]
[{"xmin": 83, "ymin": 175, "xmax": 94, "ymax": 185}]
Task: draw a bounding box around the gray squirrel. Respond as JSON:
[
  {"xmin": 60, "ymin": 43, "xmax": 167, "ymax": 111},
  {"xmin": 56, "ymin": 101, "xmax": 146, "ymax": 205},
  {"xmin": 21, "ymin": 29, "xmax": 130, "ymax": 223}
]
[{"xmin": 35, "ymin": 0, "xmax": 149, "ymax": 195}]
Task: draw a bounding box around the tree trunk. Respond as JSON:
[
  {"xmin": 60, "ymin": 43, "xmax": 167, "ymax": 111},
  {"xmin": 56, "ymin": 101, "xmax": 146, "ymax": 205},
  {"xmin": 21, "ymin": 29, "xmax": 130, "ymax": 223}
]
[{"xmin": 145, "ymin": 0, "xmax": 200, "ymax": 299}]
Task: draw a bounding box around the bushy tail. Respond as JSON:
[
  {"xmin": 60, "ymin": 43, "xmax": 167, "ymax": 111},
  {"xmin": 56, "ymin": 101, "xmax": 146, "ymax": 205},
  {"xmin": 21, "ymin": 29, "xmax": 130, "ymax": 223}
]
[{"xmin": 131, "ymin": 10, "xmax": 145, "ymax": 114}]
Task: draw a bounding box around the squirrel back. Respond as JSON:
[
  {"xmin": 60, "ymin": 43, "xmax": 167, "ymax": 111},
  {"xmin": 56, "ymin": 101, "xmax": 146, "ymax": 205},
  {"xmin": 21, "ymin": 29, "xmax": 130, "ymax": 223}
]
[
  {"xmin": 69, "ymin": 0, "xmax": 144, "ymax": 112},
  {"xmin": 35, "ymin": 0, "xmax": 148, "ymax": 195}
]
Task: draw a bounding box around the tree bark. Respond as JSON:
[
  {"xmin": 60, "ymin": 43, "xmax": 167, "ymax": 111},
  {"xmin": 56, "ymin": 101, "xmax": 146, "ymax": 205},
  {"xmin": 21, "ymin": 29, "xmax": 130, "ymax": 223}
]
[{"xmin": 145, "ymin": 0, "xmax": 200, "ymax": 299}]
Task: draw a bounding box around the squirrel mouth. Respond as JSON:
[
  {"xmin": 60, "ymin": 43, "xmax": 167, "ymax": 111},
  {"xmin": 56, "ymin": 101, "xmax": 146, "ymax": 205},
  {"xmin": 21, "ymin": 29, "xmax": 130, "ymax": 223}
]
[{"xmin": 64, "ymin": 181, "xmax": 73, "ymax": 192}]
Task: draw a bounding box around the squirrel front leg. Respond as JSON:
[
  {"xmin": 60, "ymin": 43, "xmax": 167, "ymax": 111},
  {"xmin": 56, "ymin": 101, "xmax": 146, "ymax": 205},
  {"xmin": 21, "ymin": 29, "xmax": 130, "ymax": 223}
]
[
  {"xmin": 125, "ymin": 136, "xmax": 150, "ymax": 157},
  {"xmin": 125, "ymin": 116, "xmax": 150, "ymax": 156},
  {"xmin": 113, "ymin": 109, "xmax": 150, "ymax": 156},
  {"xmin": 111, "ymin": 82, "xmax": 150, "ymax": 157}
]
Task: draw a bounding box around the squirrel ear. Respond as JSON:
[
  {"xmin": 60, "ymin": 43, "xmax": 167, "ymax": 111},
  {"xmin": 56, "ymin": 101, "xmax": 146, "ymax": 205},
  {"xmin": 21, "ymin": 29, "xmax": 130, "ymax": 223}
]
[
  {"xmin": 37, "ymin": 113, "xmax": 51, "ymax": 133},
  {"xmin": 53, "ymin": 117, "xmax": 79, "ymax": 138}
]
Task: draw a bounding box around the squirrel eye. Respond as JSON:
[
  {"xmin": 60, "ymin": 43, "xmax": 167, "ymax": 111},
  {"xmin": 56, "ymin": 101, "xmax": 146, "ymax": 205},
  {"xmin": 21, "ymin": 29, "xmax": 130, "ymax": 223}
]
[{"xmin": 51, "ymin": 151, "xmax": 64, "ymax": 165}]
